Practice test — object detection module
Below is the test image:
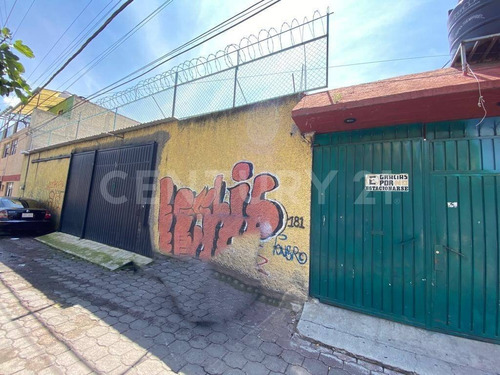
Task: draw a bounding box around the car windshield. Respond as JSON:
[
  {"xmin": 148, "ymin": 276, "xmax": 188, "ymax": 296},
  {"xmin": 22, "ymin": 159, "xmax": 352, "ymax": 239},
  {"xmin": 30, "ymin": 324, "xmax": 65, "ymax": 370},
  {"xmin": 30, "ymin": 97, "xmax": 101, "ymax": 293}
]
[{"xmin": 0, "ymin": 198, "xmax": 45, "ymax": 209}]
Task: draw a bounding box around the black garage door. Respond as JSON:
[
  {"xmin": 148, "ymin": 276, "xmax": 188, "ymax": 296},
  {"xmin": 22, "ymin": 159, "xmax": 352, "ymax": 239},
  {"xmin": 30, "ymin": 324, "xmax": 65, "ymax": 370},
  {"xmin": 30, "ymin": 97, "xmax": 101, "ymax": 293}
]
[{"xmin": 60, "ymin": 143, "xmax": 156, "ymax": 257}]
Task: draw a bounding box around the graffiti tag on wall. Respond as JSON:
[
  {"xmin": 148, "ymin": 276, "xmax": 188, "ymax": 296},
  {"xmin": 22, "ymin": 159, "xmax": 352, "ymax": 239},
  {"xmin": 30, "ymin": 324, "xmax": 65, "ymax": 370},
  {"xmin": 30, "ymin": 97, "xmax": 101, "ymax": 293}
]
[
  {"xmin": 273, "ymin": 233, "xmax": 308, "ymax": 265},
  {"xmin": 47, "ymin": 190, "xmax": 64, "ymax": 213},
  {"xmin": 158, "ymin": 161, "xmax": 286, "ymax": 259}
]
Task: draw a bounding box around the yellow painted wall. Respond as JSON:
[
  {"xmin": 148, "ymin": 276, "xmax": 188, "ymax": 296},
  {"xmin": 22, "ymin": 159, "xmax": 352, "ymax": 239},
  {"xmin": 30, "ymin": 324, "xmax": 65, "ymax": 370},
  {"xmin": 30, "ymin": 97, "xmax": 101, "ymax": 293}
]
[{"xmin": 22, "ymin": 96, "xmax": 313, "ymax": 300}]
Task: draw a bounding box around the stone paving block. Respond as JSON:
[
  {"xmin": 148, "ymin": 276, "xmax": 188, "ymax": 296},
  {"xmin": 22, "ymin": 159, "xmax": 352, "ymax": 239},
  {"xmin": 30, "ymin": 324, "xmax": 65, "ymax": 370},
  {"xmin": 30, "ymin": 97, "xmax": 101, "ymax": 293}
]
[
  {"xmin": 65, "ymin": 361, "xmax": 93, "ymax": 375},
  {"xmin": 206, "ymin": 343, "xmax": 228, "ymax": 358},
  {"xmin": 24, "ymin": 354, "xmax": 54, "ymax": 373},
  {"xmin": 158, "ymin": 352, "xmax": 187, "ymax": 373},
  {"xmin": 263, "ymin": 354, "xmax": 289, "ymax": 372},
  {"xmin": 286, "ymin": 364, "xmax": 311, "ymax": 374},
  {"xmin": 223, "ymin": 351, "xmax": 248, "ymax": 369},
  {"xmin": 0, "ymin": 358, "xmax": 30, "ymax": 375},
  {"xmin": 319, "ymin": 352, "xmax": 344, "ymax": 369},
  {"xmin": 243, "ymin": 347, "xmax": 266, "ymax": 362},
  {"xmin": 167, "ymin": 339, "xmax": 191, "ymax": 354},
  {"xmin": 343, "ymin": 361, "xmax": 371, "ymax": 375},
  {"xmin": 225, "ymin": 369, "xmax": 246, "ymax": 375},
  {"xmin": 261, "ymin": 342, "xmax": 283, "ymax": 356},
  {"xmin": 94, "ymin": 354, "xmax": 124, "ymax": 373},
  {"xmin": 243, "ymin": 361, "xmax": 271, "ymax": 375},
  {"xmin": 179, "ymin": 363, "xmax": 207, "ymax": 375},
  {"xmin": 107, "ymin": 339, "xmax": 134, "ymax": 356},
  {"xmin": 303, "ymin": 357, "xmax": 329, "ymax": 375},
  {"xmin": 184, "ymin": 348, "xmax": 209, "ymax": 365},
  {"xmin": 134, "ymin": 358, "xmax": 168, "ymax": 375},
  {"xmin": 208, "ymin": 332, "xmax": 229, "ymax": 344},
  {"xmin": 204, "ymin": 358, "xmax": 230, "ymax": 374},
  {"xmin": 97, "ymin": 332, "xmax": 120, "ymax": 346},
  {"xmin": 85, "ymin": 325, "xmax": 109, "ymax": 338},
  {"xmin": 328, "ymin": 369, "xmax": 350, "ymax": 375},
  {"xmin": 356, "ymin": 359, "xmax": 383, "ymax": 372},
  {"xmin": 189, "ymin": 335, "xmax": 210, "ymax": 349},
  {"xmin": 281, "ymin": 349, "xmax": 305, "ymax": 366}
]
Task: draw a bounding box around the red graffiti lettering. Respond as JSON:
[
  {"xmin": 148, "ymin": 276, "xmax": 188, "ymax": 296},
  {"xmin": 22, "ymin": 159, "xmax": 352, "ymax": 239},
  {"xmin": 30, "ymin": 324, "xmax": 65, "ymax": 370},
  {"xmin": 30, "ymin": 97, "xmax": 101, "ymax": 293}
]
[{"xmin": 158, "ymin": 162, "xmax": 286, "ymax": 259}]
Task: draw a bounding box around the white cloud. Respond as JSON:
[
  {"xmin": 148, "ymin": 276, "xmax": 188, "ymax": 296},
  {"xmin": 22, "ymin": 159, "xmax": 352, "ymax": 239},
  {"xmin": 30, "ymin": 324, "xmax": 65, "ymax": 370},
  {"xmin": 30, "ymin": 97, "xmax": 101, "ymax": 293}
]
[{"xmin": 2, "ymin": 96, "xmax": 21, "ymax": 109}]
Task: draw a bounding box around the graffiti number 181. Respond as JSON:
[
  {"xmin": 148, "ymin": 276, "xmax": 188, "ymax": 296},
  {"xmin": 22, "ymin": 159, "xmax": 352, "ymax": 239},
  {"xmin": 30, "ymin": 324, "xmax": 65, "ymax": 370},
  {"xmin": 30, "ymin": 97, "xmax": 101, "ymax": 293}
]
[{"xmin": 287, "ymin": 216, "xmax": 305, "ymax": 229}]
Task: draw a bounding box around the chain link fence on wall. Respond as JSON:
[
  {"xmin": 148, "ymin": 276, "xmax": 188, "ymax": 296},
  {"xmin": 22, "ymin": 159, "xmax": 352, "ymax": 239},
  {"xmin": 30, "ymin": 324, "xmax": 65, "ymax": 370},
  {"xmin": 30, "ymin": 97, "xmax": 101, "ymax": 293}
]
[{"xmin": 30, "ymin": 11, "xmax": 329, "ymax": 150}]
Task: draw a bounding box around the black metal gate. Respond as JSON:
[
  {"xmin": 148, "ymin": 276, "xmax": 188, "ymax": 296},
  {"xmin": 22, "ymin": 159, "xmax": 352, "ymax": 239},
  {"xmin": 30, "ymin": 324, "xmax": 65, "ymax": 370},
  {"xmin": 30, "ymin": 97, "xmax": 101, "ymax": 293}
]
[
  {"xmin": 60, "ymin": 151, "xmax": 95, "ymax": 237},
  {"xmin": 60, "ymin": 143, "xmax": 156, "ymax": 257}
]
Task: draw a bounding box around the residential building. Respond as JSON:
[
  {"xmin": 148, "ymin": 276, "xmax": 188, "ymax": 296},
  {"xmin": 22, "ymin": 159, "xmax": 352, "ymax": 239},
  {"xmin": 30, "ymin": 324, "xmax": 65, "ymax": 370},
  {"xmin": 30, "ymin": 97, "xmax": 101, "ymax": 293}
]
[
  {"xmin": 0, "ymin": 89, "xmax": 139, "ymax": 197},
  {"xmin": 0, "ymin": 89, "xmax": 69, "ymax": 197}
]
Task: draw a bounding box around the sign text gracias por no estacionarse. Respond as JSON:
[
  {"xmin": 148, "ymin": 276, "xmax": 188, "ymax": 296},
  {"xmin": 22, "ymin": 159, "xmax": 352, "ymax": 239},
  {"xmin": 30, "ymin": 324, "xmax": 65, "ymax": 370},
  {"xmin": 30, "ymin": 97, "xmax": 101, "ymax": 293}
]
[{"xmin": 364, "ymin": 174, "xmax": 409, "ymax": 192}]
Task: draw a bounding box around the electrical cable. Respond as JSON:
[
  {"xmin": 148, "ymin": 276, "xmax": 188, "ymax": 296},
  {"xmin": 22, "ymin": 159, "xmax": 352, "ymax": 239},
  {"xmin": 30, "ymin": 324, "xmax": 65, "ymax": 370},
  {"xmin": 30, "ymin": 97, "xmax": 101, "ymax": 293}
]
[
  {"xmin": 14, "ymin": 0, "xmax": 274, "ymax": 125},
  {"xmin": 3, "ymin": 0, "xmax": 17, "ymax": 27},
  {"xmin": 7, "ymin": 0, "xmax": 133, "ymax": 127},
  {"xmin": 60, "ymin": 0, "xmax": 175, "ymax": 91},
  {"xmin": 12, "ymin": 0, "xmax": 36, "ymax": 38},
  {"xmin": 84, "ymin": 0, "xmax": 280, "ymax": 102},
  {"xmin": 27, "ymin": 0, "xmax": 94, "ymax": 80},
  {"xmin": 466, "ymin": 63, "xmax": 487, "ymax": 128},
  {"xmin": 29, "ymin": 0, "xmax": 120, "ymax": 86},
  {"xmin": 0, "ymin": 54, "xmax": 468, "ymax": 139}
]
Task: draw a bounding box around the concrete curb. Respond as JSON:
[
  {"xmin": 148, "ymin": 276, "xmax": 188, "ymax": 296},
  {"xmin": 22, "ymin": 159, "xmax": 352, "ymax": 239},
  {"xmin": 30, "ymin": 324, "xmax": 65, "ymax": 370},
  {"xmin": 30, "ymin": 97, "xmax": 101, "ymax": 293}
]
[{"xmin": 35, "ymin": 232, "xmax": 152, "ymax": 270}]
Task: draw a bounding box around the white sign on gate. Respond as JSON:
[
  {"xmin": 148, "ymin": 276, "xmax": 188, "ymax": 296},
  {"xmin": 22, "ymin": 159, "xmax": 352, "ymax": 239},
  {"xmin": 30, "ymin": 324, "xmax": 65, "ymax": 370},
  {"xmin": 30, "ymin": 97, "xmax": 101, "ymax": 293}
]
[{"xmin": 365, "ymin": 174, "xmax": 409, "ymax": 192}]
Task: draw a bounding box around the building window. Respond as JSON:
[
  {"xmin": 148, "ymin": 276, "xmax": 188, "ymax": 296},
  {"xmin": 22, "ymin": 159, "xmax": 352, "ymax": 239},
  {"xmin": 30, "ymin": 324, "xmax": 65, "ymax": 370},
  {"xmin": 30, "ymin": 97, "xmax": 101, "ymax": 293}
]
[
  {"xmin": 2, "ymin": 143, "xmax": 10, "ymax": 158},
  {"xmin": 5, "ymin": 121, "xmax": 16, "ymax": 138},
  {"xmin": 16, "ymin": 116, "xmax": 30, "ymax": 132},
  {"xmin": 5, "ymin": 182, "xmax": 13, "ymax": 197},
  {"xmin": 10, "ymin": 139, "xmax": 17, "ymax": 155}
]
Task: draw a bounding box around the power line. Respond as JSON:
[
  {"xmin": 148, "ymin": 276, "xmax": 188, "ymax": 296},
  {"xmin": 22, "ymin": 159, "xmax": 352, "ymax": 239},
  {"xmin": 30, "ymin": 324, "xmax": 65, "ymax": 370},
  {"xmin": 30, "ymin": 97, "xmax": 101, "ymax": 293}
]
[
  {"xmin": 18, "ymin": 0, "xmax": 275, "ymax": 124},
  {"xmin": 3, "ymin": 0, "xmax": 17, "ymax": 27},
  {"xmin": 27, "ymin": 0, "xmax": 94, "ymax": 80},
  {"xmin": 5, "ymin": 0, "xmax": 133, "ymax": 129},
  {"xmin": 29, "ymin": 0, "xmax": 119, "ymax": 86},
  {"xmin": 15, "ymin": 0, "xmax": 280, "ymax": 135},
  {"xmin": 85, "ymin": 0, "xmax": 281, "ymax": 103},
  {"xmin": 12, "ymin": 0, "xmax": 36, "ymax": 38},
  {"xmin": 1, "ymin": 53, "xmax": 456, "ymax": 139},
  {"xmin": 60, "ymin": 0, "xmax": 175, "ymax": 91}
]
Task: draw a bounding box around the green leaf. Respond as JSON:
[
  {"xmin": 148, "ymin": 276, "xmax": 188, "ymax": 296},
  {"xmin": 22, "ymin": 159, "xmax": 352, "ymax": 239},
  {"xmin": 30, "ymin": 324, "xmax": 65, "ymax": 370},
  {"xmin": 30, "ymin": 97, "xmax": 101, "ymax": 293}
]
[{"xmin": 13, "ymin": 40, "xmax": 34, "ymax": 58}]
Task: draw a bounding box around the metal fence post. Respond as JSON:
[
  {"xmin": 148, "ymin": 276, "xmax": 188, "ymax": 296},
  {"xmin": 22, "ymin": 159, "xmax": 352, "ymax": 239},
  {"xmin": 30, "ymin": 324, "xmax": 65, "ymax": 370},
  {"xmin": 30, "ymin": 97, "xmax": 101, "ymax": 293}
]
[
  {"xmin": 326, "ymin": 9, "xmax": 330, "ymax": 88},
  {"xmin": 232, "ymin": 50, "xmax": 240, "ymax": 108},
  {"xmin": 113, "ymin": 108, "xmax": 118, "ymax": 131},
  {"xmin": 303, "ymin": 44, "xmax": 308, "ymax": 91},
  {"xmin": 172, "ymin": 71, "xmax": 179, "ymax": 118},
  {"xmin": 75, "ymin": 112, "xmax": 82, "ymax": 139}
]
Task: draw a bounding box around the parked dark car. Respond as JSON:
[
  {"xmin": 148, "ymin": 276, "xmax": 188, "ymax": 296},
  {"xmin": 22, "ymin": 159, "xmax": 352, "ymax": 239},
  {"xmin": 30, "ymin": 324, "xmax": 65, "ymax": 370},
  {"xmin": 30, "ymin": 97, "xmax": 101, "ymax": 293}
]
[{"xmin": 0, "ymin": 197, "xmax": 53, "ymax": 235}]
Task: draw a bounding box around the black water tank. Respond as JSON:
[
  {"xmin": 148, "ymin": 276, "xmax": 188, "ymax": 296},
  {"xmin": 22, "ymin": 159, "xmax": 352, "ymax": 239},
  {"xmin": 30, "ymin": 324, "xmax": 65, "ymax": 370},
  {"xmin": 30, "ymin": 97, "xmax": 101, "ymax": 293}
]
[{"xmin": 448, "ymin": 0, "xmax": 500, "ymax": 56}]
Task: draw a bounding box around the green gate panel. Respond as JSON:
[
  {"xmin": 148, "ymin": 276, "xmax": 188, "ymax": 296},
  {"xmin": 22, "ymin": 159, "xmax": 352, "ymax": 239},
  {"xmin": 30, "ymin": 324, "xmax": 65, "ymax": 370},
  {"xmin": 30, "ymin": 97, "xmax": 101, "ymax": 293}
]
[
  {"xmin": 311, "ymin": 124, "xmax": 427, "ymax": 326},
  {"xmin": 311, "ymin": 118, "xmax": 500, "ymax": 343},
  {"xmin": 429, "ymin": 120, "xmax": 500, "ymax": 341}
]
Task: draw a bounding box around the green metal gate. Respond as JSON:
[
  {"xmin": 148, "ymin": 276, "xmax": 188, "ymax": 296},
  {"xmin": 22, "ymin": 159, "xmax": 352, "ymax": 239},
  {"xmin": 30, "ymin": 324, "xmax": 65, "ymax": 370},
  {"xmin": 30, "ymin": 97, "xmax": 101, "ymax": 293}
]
[{"xmin": 311, "ymin": 118, "xmax": 500, "ymax": 342}]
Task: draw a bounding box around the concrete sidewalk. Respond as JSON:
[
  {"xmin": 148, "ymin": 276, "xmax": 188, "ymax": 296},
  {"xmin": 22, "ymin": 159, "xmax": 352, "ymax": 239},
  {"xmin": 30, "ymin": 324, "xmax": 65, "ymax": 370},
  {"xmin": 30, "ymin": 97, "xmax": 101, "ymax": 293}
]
[{"xmin": 297, "ymin": 300, "xmax": 500, "ymax": 375}]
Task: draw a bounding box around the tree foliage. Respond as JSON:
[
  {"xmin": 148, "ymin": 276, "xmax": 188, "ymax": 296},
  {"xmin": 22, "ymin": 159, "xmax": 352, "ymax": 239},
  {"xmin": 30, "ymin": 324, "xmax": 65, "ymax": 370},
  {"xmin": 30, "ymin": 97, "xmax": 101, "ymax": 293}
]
[{"xmin": 0, "ymin": 27, "xmax": 34, "ymax": 104}]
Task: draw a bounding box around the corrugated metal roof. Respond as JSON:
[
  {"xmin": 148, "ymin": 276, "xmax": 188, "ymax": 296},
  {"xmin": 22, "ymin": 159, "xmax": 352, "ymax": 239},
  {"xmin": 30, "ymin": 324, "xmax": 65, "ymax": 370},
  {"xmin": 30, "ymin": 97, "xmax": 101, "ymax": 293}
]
[{"xmin": 3, "ymin": 89, "xmax": 70, "ymax": 116}]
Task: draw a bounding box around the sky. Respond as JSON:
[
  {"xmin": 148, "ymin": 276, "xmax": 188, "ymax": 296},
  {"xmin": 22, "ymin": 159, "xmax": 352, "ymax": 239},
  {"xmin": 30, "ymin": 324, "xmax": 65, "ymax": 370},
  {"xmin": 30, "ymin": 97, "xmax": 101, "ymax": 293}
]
[{"xmin": 0, "ymin": 0, "xmax": 459, "ymax": 112}]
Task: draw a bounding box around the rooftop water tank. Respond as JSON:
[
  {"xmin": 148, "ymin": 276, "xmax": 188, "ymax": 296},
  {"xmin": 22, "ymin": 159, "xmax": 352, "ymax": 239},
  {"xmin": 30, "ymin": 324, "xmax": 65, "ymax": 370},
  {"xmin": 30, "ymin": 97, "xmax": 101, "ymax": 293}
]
[{"xmin": 448, "ymin": 0, "xmax": 500, "ymax": 58}]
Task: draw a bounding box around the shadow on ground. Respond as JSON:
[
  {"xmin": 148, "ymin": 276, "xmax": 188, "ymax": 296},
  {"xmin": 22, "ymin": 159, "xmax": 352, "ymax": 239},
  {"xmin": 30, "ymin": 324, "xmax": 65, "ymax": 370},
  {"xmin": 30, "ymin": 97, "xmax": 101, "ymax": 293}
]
[{"xmin": 0, "ymin": 236, "xmax": 339, "ymax": 375}]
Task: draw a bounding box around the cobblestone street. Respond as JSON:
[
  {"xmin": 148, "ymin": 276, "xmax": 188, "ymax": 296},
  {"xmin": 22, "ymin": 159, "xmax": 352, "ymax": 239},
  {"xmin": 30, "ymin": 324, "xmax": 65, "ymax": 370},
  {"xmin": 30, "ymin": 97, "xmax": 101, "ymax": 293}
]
[{"xmin": 0, "ymin": 237, "xmax": 401, "ymax": 375}]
